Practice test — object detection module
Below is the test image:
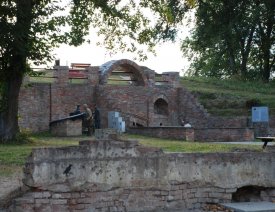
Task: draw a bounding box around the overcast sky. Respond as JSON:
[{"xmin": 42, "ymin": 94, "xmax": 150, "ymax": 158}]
[
  {"xmin": 53, "ymin": 39, "xmax": 190, "ymax": 75},
  {"xmin": 52, "ymin": 2, "xmax": 194, "ymax": 76}
]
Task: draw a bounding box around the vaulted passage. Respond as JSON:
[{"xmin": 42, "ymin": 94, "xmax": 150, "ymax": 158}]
[
  {"xmin": 99, "ymin": 59, "xmax": 147, "ymax": 86},
  {"xmin": 154, "ymin": 98, "xmax": 168, "ymax": 116},
  {"xmin": 107, "ymin": 64, "xmax": 144, "ymax": 86}
]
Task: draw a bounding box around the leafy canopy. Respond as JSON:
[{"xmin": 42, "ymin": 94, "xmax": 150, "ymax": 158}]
[
  {"xmin": 182, "ymin": 0, "xmax": 274, "ymax": 81},
  {"xmin": 0, "ymin": 0, "xmax": 189, "ymax": 76}
]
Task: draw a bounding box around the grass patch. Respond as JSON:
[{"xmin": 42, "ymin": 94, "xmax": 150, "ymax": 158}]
[
  {"xmin": 181, "ymin": 77, "xmax": 275, "ymax": 116},
  {"xmin": 0, "ymin": 133, "xmax": 262, "ymax": 176},
  {"xmin": 0, "ymin": 133, "xmax": 82, "ymax": 176},
  {"xmin": 124, "ymin": 134, "xmax": 261, "ymax": 153}
]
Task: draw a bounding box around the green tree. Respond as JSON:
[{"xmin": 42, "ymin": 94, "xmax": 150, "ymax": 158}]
[
  {"xmin": 182, "ymin": 0, "xmax": 274, "ymax": 81},
  {"xmin": 0, "ymin": 0, "xmax": 189, "ymax": 142}
]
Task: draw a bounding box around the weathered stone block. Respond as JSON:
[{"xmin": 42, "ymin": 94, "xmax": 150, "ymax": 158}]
[
  {"xmin": 50, "ymin": 199, "xmax": 67, "ymax": 205},
  {"xmin": 35, "ymin": 199, "xmax": 50, "ymax": 204},
  {"xmin": 50, "ymin": 119, "xmax": 82, "ymax": 136}
]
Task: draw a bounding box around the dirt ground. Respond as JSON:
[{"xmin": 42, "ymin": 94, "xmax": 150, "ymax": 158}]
[{"xmin": 0, "ymin": 169, "xmax": 24, "ymax": 210}]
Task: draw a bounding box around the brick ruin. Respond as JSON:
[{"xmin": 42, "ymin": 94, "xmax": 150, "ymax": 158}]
[
  {"xmin": 9, "ymin": 135, "xmax": 275, "ymax": 211},
  {"xmin": 13, "ymin": 64, "xmax": 275, "ymax": 212},
  {"xmin": 19, "ymin": 59, "xmax": 254, "ymax": 141}
]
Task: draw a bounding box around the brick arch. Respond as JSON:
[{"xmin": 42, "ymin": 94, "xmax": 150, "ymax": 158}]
[
  {"xmin": 152, "ymin": 94, "xmax": 169, "ymax": 104},
  {"xmin": 99, "ymin": 59, "xmax": 147, "ymax": 86}
]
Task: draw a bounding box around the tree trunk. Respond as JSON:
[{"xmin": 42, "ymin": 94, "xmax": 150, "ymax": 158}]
[
  {"xmin": 0, "ymin": 0, "xmax": 32, "ymax": 142},
  {"xmin": 239, "ymin": 26, "xmax": 255, "ymax": 79},
  {"xmin": 259, "ymin": 0, "xmax": 274, "ymax": 82},
  {"xmin": 262, "ymin": 51, "xmax": 271, "ymax": 83},
  {"xmin": 0, "ymin": 76, "xmax": 23, "ymax": 141}
]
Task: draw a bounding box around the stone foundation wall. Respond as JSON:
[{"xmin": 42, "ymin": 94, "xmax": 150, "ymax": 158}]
[
  {"xmin": 10, "ymin": 139, "xmax": 275, "ymax": 211},
  {"xmin": 11, "ymin": 183, "xmax": 235, "ymax": 212}
]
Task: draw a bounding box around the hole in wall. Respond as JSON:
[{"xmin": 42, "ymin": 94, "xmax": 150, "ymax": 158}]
[{"xmin": 232, "ymin": 186, "xmax": 266, "ymax": 202}]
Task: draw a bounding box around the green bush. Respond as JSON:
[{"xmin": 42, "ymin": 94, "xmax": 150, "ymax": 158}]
[{"xmin": 11, "ymin": 130, "xmax": 33, "ymax": 144}]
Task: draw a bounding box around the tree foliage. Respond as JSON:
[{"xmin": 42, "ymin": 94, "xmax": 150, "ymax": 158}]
[{"xmin": 182, "ymin": 0, "xmax": 274, "ymax": 81}]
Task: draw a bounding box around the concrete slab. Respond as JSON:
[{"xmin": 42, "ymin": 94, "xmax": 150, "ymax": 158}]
[{"xmin": 221, "ymin": 202, "xmax": 275, "ymax": 212}]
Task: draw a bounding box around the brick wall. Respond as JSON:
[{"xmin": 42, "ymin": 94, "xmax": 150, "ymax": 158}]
[
  {"xmin": 19, "ymin": 66, "xmax": 96, "ymax": 132},
  {"xmin": 128, "ymin": 126, "xmax": 195, "ymax": 141},
  {"xmin": 194, "ymin": 127, "xmax": 254, "ymax": 142},
  {"xmin": 128, "ymin": 127, "xmax": 254, "ymax": 142},
  {"xmin": 95, "ymin": 85, "xmax": 180, "ymax": 128},
  {"xmin": 177, "ymin": 87, "xmax": 209, "ymax": 128},
  {"xmin": 10, "ymin": 139, "xmax": 275, "ymax": 211},
  {"xmin": 18, "ymin": 60, "xmax": 255, "ymax": 142},
  {"xmin": 50, "ymin": 84, "xmax": 95, "ymax": 121},
  {"xmin": 19, "ymin": 83, "xmax": 51, "ymax": 132}
]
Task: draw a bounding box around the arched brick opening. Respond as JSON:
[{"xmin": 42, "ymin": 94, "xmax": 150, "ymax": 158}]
[
  {"xmin": 232, "ymin": 186, "xmax": 267, "ymax": 202},
  {"xmin": 99, "ymin": 59, "xmax": 147, "ymax": 86},
  {"xmin": 154, "ymin": 98, "xmax": 169, "ymax": 116}
]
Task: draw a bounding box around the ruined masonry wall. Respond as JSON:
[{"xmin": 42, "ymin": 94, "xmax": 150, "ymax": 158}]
[
  {"xmin": 19, "ymin": 67, "xmax": 210, "ymax": 133},
  {"xmin": 11, "ymin": 139, "xmax": 275, "ymax": 211},
  {"xmin": 18, "ymin": 60, "xmax": 256, "ymax": 137},
  {"xmin": 96, "ymin": 85, "xmax": 180, "ymax": 127},
  {"xmin": 177, "ymin": 87, "xmax": 209, "ymax": 128}
]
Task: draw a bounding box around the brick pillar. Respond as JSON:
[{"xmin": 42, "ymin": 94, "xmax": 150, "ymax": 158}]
[
  {"xmin": 144, "ymin": 68, "xmax": 155, "ymax": 87},
  {"xmin": 87, "ymin": 66, "xmax": 99, "ymax": 85},
  {"xmin": 53, "ymin": 66, "xmax": 69, "ymax": 84},
  {"xmin": 162, "ymin": 72, "xmax": 180, "ymax": 87},
  {"xmin": 185, "ymin": 128, "xmax": 194, "ymax": 141},
  {"xmin": 244, "ymin": 128, "xmax": 254, "ymax": 141}
]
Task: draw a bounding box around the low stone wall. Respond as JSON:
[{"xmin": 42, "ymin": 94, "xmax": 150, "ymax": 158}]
[
  {"xmin": 194, "ymin": 128, "xmax": 254, "ymax": 142},
  {"xmin": 10, "ymin": 138, "xmax": 275, "ymax": 211},
  {"xmin": 128, "ymin": 127, "xmax": 254, "ymax": 142},
  {"xmin": 128, "ymin": 126, "xmax": 194, "ymax": 141},
  {"xmin": 208, "ymin": 116, "xmax": 249, "ymax": 128}
]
